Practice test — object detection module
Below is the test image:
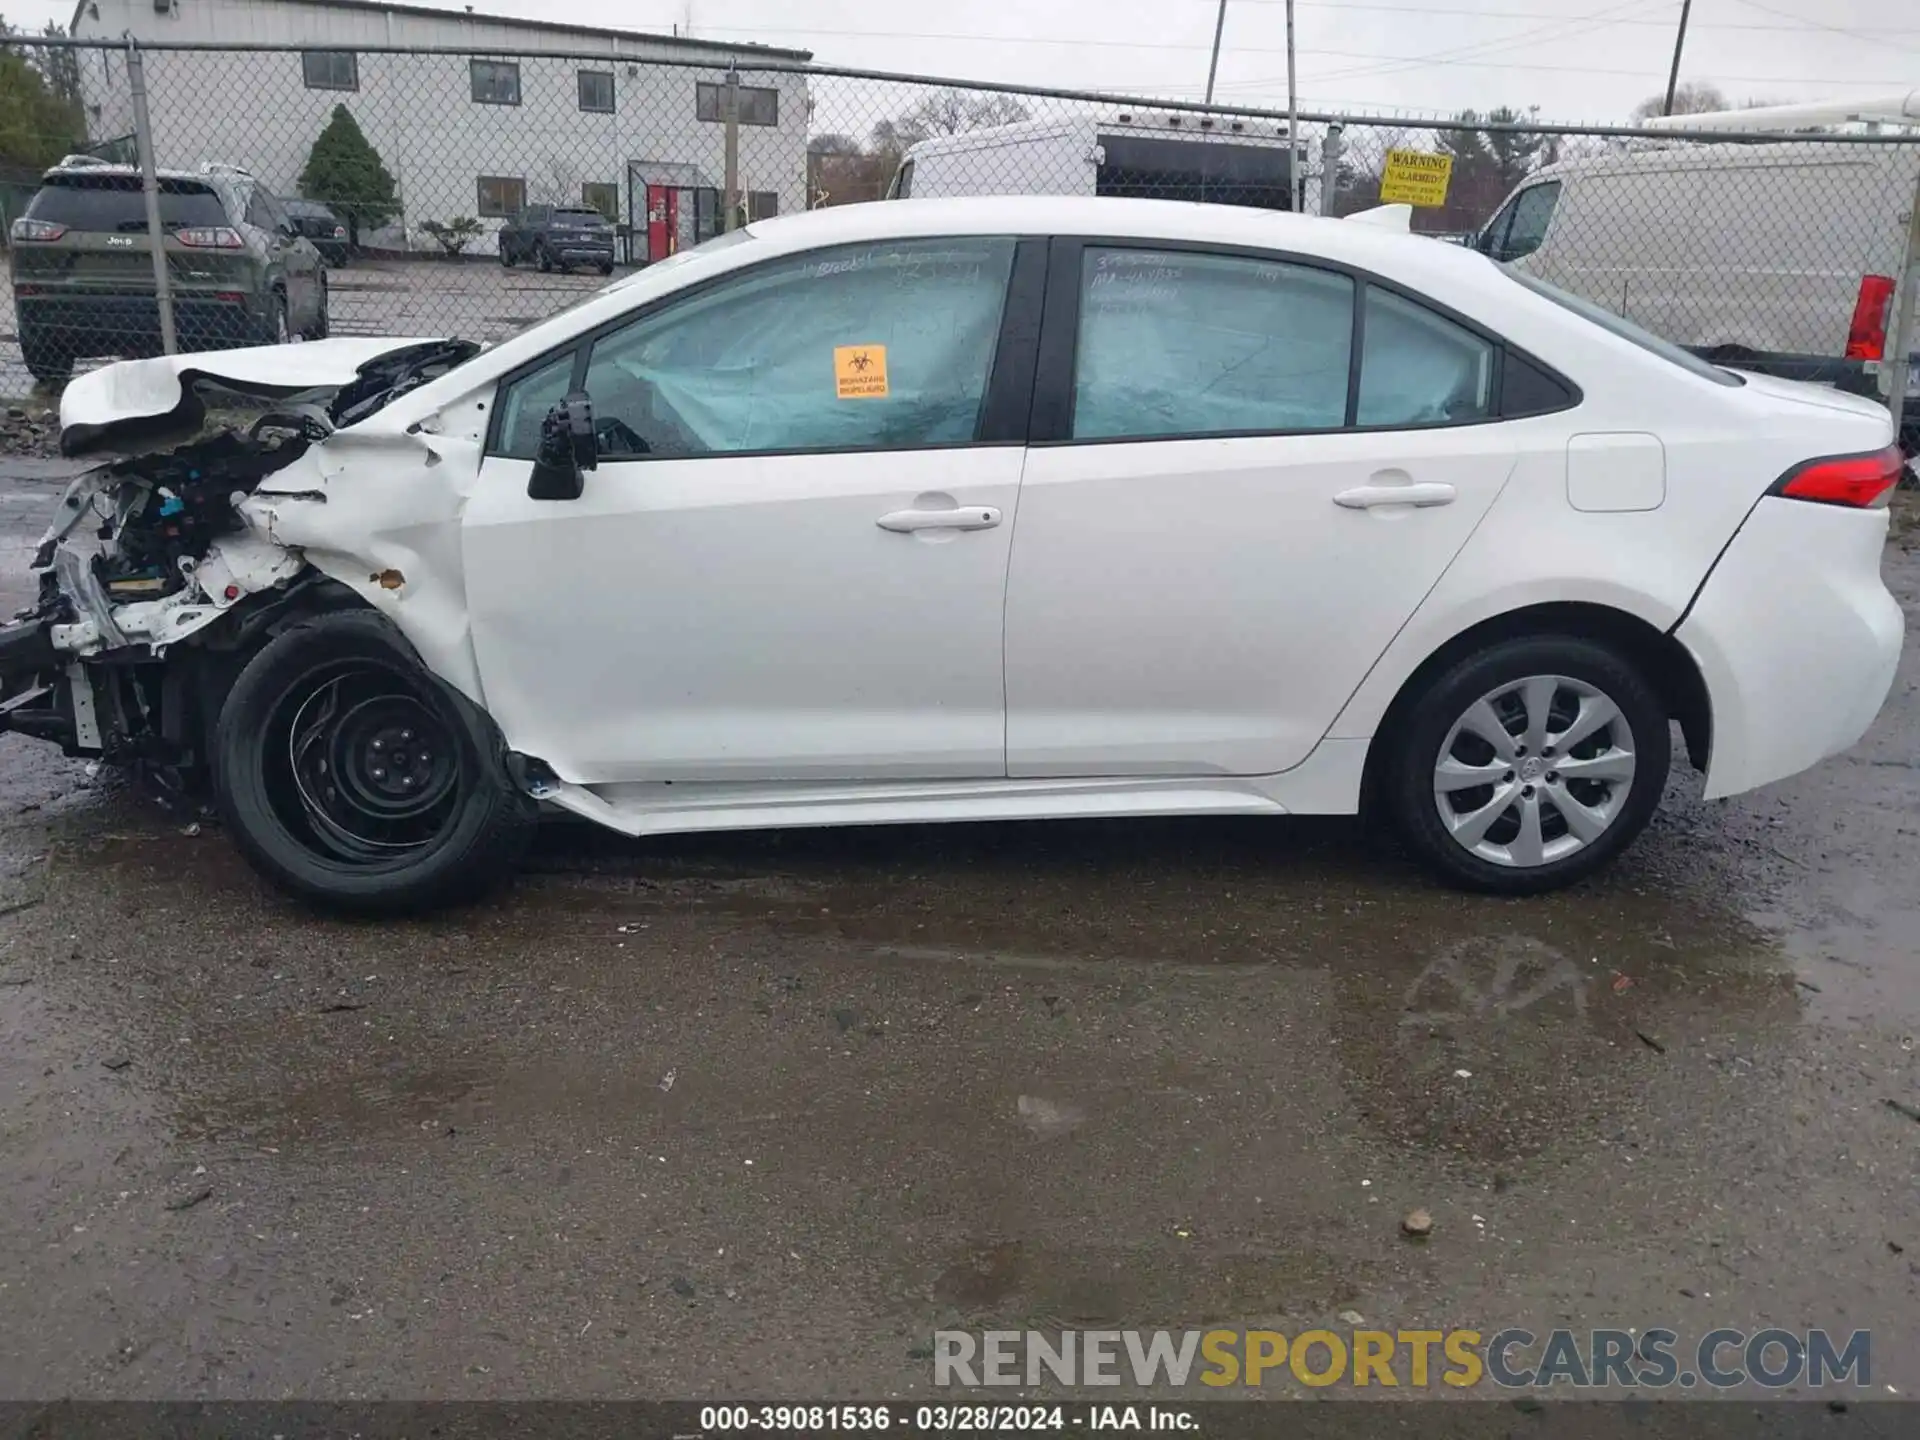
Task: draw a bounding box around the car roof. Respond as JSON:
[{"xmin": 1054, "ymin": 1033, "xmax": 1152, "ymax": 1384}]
[
  {"xmin": 744, "ymin": 195, "xmax": 1499, "ymax": 288},
  {"xmin": 41, "ymin": 162, "xmax": 229, "ymax": 188}
]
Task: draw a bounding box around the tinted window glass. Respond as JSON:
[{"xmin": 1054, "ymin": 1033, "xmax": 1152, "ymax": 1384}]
[
  {"xmin": 27, "ymin": 175, "xmax": 227, "ymax": 230},
  {"xmin": 1071, "ymin": 248, "xmax": 1353, "ymax": 440},
  {"xmin": 1506, "ymin": 268, "xmax": 1742, "ymax": 385},
  {"xmin": 576, "ymin": 237, "xmax": 1015, "ymax": 457},
  {"xmin": 1499, "ymin": 349, "xmax": 1576, "ymax": 417},
  {"xmin": 495, "ymin": 350, "xmax": 578, "ymax": 460},
  {"xmin": 1493, "ymin": 181, "xmax": 1558, "ymax": 262},
  {"xmin": 553, "ymin": 208, "xmax": 608, "ymax": 227},
  {"xmin": 1356, "ymin": 286, "xmax": 1494, "ymax": 426}
]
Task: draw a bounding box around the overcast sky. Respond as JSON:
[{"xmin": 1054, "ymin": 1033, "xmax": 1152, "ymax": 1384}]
[{"xmin": 7, "ymin": 0, "xmax": 1917, "ymax": 122}]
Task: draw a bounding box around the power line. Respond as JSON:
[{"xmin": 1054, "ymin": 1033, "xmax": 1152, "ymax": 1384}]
[
  {"xmin": 1196, "ymin": 0, "xmax": 1920, "ymax": 27},
  {"xmin": 1724, "ymin": 0, "xmax": 1920, "ymax": 54}
]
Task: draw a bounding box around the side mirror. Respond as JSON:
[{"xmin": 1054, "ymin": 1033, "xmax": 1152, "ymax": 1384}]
[{"xmin": 527, "ymin": 391, "xmax": 596, "ymax": 501}]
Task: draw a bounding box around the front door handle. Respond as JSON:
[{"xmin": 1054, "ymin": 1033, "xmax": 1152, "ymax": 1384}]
[
  {"xmin": 876, "ymin": 505, "xmax": 1002, "ymax": 533},
  {"xmin": 1333, "ymin": 482, "xmax": 1457, "ymax": 509}
]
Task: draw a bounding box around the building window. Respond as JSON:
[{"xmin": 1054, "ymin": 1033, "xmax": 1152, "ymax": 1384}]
[
  {"xmin": 476, "ymin": 175, "xmax": 526, "ymax": 217},
  {"xmin": 696, "ymin": 81, "xmax": 778, "ymax": 127},
  {"xmin": 470, "ymin": 60, "xmax": 521, "ymax": 106},
  {"xmin": 301, "ymin": 50, "xmax": 358, "ymax": 92},
  {"xmin": 747, "ymin": 191, "xmax": 778, "ymax": 221},
  {"xmin": 578, "ymin": 69, "xmax": 614, "ymax": 114},
  {"xmin": 582, "ymin": 182, "xmax": 619, "ymax": 220}
]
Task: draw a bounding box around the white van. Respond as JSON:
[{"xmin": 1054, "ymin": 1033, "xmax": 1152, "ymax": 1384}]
[
  {"xmin": 889, "ymin": 113, "xmax": 1304, "ymax": 211},
  {"xmin": 1476, "ymin": 142, "xmax": 1920, "ymax": 417}
]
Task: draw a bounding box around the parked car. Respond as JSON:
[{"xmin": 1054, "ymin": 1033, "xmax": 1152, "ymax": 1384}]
[
  {"xmin": 7, "ymin": 157, "xmax": 329, "ymax": 385},
  {"xmin": 497, "ymin": 203, "xmax": 616, "ymax": 273},
  {"xmin": 284, "ymin": 198, "xmax": 350, "ymax": 265},
  {"xmin": 1476, "ymin": 142, "xmax": 1920, "ymax": 441},
  {"xmin": 7, "ymin": 196, "xmax": 1902, "ymax": 912},
  {"xmin": 889, "ymin": 113, "xmax": 1301, "ymax": 210}
]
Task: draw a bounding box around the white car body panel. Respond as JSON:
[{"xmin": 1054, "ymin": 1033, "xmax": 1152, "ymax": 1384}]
[
  {"xmin": 1005, "ymin": 425, "xmax": 1517, "ymax": 777},
  {"xmin": 59, "ymin": 337, "xmax": 443, "ymax": 452},
  {"xmin": 460, "ymin": 448, "xmax": 1026, "ymax": 783},
  {"xmin": 1677, "ymin": 498, "xmax": 1903, "ymax": 799},
  {"xmin": 36, "ymin": 196, "xmax": 1906, "ymax": 847}
]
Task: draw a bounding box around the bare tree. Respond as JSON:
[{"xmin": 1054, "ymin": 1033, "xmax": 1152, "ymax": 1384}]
[
  {"xmin": 531, "ymin": 155, "xmax": 580, "ymax": 207},
  {"xmin": 1631, "ymin": 82, "xmax": 1729, "ymax": 122}
]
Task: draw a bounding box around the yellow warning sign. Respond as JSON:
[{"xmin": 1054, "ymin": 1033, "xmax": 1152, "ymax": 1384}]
[
  {"xmin": 835, "ymin": 344, "xmax": 889, "ymax": 399},
  {"xmin": 1378, "ymin": 149, "xmax": 1454, "ymax": 207}
]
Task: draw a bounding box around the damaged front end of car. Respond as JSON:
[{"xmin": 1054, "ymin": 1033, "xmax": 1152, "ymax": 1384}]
[{"xmin": 0, "ymin": 337, "xmax": 481, "ymax": 800}]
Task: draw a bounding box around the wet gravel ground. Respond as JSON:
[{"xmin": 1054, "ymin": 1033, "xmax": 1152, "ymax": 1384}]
[{"xmin": 2, "ymin": 456, "xmax": 1920, "ymax": 1403}]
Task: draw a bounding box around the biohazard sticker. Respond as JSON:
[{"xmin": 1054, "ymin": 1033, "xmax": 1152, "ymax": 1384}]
[{"xmin": 835, "ymin": 345, "xmax": 889, "ymax": 399}]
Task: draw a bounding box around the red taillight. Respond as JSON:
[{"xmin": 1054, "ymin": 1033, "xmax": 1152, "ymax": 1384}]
[
  {"xmin": 176, "ymin": 226, "xmax": 243, "ymax": 249},
  {"xmin": 1846, "ymin": 275, "xmax": 1896, "ymax": 361},
  {"xmin": 213, "ymin": 291, "xmax": 246, "ymax": 304},
  {"xmin": 1773, "ymin": 445, "xmax": 1904, "ymax": 508},
  {"xmin": 10, "ymin": 218, "xmax": 66, "ymax": 242},
  {"xmin": 332, "ymin": 225, "xmax": 347, "ymax": 239}
]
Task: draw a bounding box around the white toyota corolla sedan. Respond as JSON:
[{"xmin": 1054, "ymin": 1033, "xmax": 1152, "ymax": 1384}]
[{"xmin": 5, "ymin": 196, "xmax": 1903, "ymax": 911}]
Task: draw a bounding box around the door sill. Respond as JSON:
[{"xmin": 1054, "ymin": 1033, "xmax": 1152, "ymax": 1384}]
[{"xmin": 530, "ymin": 745, "xmax": 1371, "ymax": 838}]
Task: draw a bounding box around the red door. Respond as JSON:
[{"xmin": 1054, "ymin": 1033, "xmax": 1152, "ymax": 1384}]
[{"xmin": 645, "ymin": 185, "xmax": 680, "ymax": 263}]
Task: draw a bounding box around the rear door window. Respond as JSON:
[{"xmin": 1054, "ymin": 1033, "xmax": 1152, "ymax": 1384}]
[
  {"xmin": 1356, "ymin": 286, "xmax": 1495, "ymax": 426},
  {"xmin": 27, "ymin": 175, "xmax": 228, "ymax": 231},
  {"xmin": 1069, "ymin": 247, "xmax": 1354, "ymax": 440}
]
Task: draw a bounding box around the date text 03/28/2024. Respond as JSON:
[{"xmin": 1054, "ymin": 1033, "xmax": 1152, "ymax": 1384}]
[{"xmin": 697, "ymin": 1405, "xmax": 1187, "ymax": 1431}]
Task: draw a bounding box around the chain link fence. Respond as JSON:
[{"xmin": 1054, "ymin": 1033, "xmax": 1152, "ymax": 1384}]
[{"xmin": 3, "ymin": 36, "xmax": 1917, "ymax": 434}]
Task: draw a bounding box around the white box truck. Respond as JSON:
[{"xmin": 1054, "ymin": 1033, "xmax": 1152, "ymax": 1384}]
[
  {"xmin": 1476, "ymin": 139, "xmax": 1920, "ymax": 431},
  {"xmin": 888, "ymin": 113, "xmax": 1305, "ymax": 211}
]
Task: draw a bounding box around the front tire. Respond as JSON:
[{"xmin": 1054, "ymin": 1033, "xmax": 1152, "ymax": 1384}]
[
  {"xmin": 213, "ymin": 611, "xmax": 535, "ymax": 914},
  {"xmin": 1387, "ymin": 635, "xmax": 1669, "ymax": 894},
  {"xmin": 535, "ymin": 243, "xmax": 553, "ymax": 273}
]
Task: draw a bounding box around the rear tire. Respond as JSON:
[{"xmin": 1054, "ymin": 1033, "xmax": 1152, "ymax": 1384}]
[
  {"xmin": 213, "ymin": 611, "xmax": 535, "ymax": 914},
  {"xmin": 499, "ymin": 240, "xmax": 515, "ymax": 267},
  {"xmin": 21, "ymin": 331, "xmax": 72, "ymax": 386},
  {"xmin": 535, "ymin": 243, "xmax": 553, "ymax": 273},
  {"xmin": 307, "ymin": 274, "xmax": 330, "ymax": 340},
  {"xmin": 1386, "ymin": 635, "xmax": 1669, "ymax": 894}
]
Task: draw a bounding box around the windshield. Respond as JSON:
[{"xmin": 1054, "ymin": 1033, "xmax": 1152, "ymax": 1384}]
[
  {"xmin": 28, "ymin": 175, "xmax": 228, "ymax": 231},
  {"xmin": 1504, "ymin": 268, "xmax": 1743, "ymax": 386}
]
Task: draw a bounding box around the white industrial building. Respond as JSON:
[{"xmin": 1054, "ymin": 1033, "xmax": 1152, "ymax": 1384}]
[{"xmin": 68, "ymin": 0, "xmax": 814, "ymax": 258}]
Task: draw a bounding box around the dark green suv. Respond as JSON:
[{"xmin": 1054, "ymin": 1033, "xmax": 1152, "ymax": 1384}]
[{"xmin": 9, "ymin": 159, "xmax": 330, "ymax": 385}]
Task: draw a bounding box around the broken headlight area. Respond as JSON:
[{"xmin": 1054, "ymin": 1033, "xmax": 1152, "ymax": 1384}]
[{"xmin": 0, "ymin": 418, "xmax": 322, "ymax": 783}]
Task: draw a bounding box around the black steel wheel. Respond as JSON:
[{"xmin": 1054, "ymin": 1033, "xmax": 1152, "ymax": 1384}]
[{"xmin": 214, "ymin": 611, "xmax": 534, "ymax": 913}]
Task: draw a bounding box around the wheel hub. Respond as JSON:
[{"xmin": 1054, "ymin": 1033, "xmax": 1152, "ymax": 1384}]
[
  {"xmin": 1431, "ymin": 673, "xmax": 1637, "ymax": 870},
  {"xmin": 281, "ymin": 665, "xmax": 461, "ymax": 863}
]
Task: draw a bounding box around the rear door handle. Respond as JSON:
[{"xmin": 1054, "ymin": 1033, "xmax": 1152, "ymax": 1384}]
[
  {"xmin": 1333, "ymin": 482, "xmax": 1457, "ymax": 509},
  {"xmin": 876, "ymin": 505, "xmax": 1003, "ymax": 533}
]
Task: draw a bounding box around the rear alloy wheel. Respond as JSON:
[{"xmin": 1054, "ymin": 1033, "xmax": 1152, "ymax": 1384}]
[
  {"xmin": 536, "ymin": 243, "xmax": 553, "ymax": 273},
  {"xmin": 214, "ymin": 611, "xmax": 534, "ymax": 913},
  {"xmin": 1389, "ymin": 636, "xmax": 1668, "ymax": 894}
]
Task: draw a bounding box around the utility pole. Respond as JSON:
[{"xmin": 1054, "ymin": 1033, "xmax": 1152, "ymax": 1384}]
[
  {"xmin": 1661, "ymin": 0, "xmax": 1693, "ymax": 116},
  {"xmin": 722, "ymin": 68, "xmax": 740, "ymax": 231},
  {"xmin": 1204, "ymin": 0, "xmax": 1227, "ymax": 104},
  {"xmin": 1286, "ymin": 0, "xmax": 1301, "ymax": 210}
]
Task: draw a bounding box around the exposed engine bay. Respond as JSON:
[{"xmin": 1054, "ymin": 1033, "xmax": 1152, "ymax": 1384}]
[{"xmin": 0, "ymin": 338, "xmax": 480, "ymax": 790}]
